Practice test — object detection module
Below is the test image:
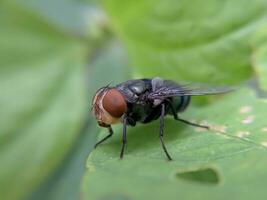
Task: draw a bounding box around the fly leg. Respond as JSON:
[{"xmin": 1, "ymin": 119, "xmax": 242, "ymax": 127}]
[
  {"xmin": 94, "ymin": 126, "xmax": 114, "ymax": 148},
  {"xmin": 159, "ymin": 103, "xmax": 173, "ymax": 161},
  {"xmin": 120, "ymin": 116, "xmax": 128, "ymax": 159},
  {"xmin": 166, "ymin": 100, "xmax": 209, "ymax": 129},
  {"xmin": 175, "ymin": 117, "xmax": 209, "ymax": 129}
]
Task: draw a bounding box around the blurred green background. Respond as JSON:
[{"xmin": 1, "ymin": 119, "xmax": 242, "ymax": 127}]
[{"xmin": 0, "ymin": 0, "xmax": 267, "ymax": 200}]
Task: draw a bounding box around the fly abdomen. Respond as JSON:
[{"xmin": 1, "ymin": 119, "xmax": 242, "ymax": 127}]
[{"xmin": 173, "ymin": 96, "xmax": 191, "ymax": 113}]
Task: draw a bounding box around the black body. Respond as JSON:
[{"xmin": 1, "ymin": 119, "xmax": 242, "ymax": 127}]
[
  {"xmin": 116, "ymin": 79, "xmax": 190, "ymax": 126},
  {"xmin": 94, "ymin": 77, "xmax": 232, "ymax": 160}
]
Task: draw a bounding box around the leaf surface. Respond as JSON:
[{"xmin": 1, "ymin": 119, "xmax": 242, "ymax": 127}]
[
  {"xmin": 102, "ymin": 0, "xmax": 267, "ymax": 84},
  {"xmin": 83, "ymin": 88, "xmax": 267, "ymax": 200},
  {"xmin": 0, "ymin": 1, "xmax": 87, "ymax": 199}
]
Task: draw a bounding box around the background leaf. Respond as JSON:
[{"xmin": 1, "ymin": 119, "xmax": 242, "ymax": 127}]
[
  {"xmin": 0, "ymin": 1, "xmax": 87, "ymax": 199},
  {"xmin": 251, "ymin": 25, "xmax": 267, "ymax": 92},
  {"xmin": 27, "ymin": 120, "xmax": 97, "ymax": 200},
  {"xmin": 28, "ymin": 41, "xmax": 131, "ymax": 200},
  {"xmin": 102, "ymin": 0, "xmax": 267, "ymax": 84}
]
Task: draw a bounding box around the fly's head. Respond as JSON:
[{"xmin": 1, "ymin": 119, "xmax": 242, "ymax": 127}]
[{"xmin": 92, "ymin": 87, "xmax": 127, "ymax": 127}]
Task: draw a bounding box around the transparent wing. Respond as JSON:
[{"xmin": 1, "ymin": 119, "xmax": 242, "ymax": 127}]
[{"xmin": 148, "ymin": 82, "xmax": 235, "ymax": 99}]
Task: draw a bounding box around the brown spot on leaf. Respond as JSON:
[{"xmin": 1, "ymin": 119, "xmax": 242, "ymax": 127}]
[
  {"xmin": 242, "ymin": 115, "xmax": 255, "ymax": 124},
  {"xmin": 239, "ymin": 106, "xmax": 252, "ymax": 114},
  {"xmin": 236, "ymin": 131, "xmax": 250, "ymax": 138}
]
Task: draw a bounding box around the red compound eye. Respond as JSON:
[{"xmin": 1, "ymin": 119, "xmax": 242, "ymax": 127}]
[{"xmin": 102, "ymin": 89, "xmax": 127, "ymax": 118}]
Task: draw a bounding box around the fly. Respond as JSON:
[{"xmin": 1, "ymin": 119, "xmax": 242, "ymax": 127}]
[{"xmin": 92, "ymin": 77, "xmax": 233, "ymax": 160}]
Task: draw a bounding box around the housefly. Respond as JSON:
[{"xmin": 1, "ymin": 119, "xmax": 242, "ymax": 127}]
[{"xmin": 92, "ymin": 77, "xmax": 232, "ymax": 160}]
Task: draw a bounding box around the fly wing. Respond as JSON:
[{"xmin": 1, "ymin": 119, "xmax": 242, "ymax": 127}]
[{"xmin": 148, "ymin": 81, "xmax": 234, "ymax": 99}]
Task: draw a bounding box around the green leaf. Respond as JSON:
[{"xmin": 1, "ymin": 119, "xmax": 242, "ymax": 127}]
[
  {"xmin": 27, "ymin": 41, "xmax": 131, "ymax": 200},
  {"xmin": 22, "ymin": 0, "xmax": 91, "ymax": 36},
  {"xmin": 27, "ymin": 119, "xmax": 98, "ymax": 200},
  {"xmin": 0, "ymin": 1, "xmax": 87, "ymax": 199},
  {"xmin": 102, "ymin": 0, "xmax": 267, "ymax": 84},
  {"xmin": 23, "ymin": 0, "xmax": 108, "ymax": 40},
  {"xmin": 82, "ymin": 88, "xmax": 267, "ymax": 200},
  {"xmin": 251, "ymin": 25, "xmax": 267, "ymax": 92}
]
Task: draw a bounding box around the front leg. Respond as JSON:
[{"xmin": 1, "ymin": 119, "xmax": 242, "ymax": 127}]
[
  {"xmin": 94, "ymin": 126, "xmax": 114, "ymax": 148},
  {"xmin": 120, "ymin": 115, "xmax": 128, "ymax": 159}
]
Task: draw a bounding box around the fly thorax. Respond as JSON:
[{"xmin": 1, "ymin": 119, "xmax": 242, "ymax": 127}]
[
  {"xmin": 151, "ymin": 77, "xmax": 164, "ymax": 106},
  {"xmin": 151, "ymin": 77, "xmax": 164, "ymax": 91},
  {"xmin": 153, "ymin": 99, "xmax": 163, "ymax": 107}
]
